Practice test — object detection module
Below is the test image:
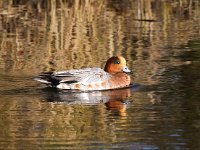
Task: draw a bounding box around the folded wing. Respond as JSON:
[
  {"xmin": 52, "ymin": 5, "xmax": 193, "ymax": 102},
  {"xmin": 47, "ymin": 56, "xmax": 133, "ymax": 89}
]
[{"xmin": 34, "ymin": 68, "xmax": 110, "ymax": 88}]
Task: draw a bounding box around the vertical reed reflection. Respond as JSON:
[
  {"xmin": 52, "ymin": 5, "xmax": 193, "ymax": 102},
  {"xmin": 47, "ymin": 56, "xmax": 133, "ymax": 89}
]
[
  {"xmin": 0, "ymin": 88, "xmax": 133, "ymax": 149},
  {"xmin": 0, "ymin": 0, "xmax": 200, "ymax": 149},
  {"xmin": 0, "ymin": 0, "xmax": 199, "ymax": 80}
]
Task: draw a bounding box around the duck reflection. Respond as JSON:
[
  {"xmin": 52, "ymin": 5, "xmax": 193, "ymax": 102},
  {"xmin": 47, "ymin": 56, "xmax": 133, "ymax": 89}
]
[
  {"xmin": 105, "ymin": 99, "xmax": 129, "ymax": 117},
  {"xmin": 41, "ymin": 85, "xmax": 139, "ymax": 116}
]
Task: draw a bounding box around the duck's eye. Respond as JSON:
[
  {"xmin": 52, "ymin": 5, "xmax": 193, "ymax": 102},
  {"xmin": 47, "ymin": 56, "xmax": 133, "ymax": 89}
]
[{"xmin": 114, "ymin": 60, "xmax": 120, "ymax": 64}]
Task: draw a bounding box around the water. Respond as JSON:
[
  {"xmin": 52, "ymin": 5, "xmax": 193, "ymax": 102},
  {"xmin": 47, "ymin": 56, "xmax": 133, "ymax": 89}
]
[{"xmin": 0, "ymin": 0, "xmax": 200, "ymax": 149}]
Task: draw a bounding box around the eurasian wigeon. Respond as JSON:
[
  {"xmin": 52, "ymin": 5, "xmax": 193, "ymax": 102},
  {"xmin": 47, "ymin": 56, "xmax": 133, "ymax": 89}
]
[{"xmin": 34, "ymin": 56, "xmax": 131, "ymax": 91}]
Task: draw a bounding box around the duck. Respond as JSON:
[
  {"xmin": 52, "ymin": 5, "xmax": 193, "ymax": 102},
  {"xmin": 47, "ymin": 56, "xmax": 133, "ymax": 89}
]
[{"xmin": 34, "ymin": 56, "xmax": 131, "ymax": 91}]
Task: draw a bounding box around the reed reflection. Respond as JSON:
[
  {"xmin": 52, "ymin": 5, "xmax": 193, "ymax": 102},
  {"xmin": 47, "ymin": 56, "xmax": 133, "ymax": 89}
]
[
  {"xmin": 0, "ymin": 0, "xmax": 200, "ymax": 148},
  {"xmin": 0, "ymin": 0, "xmax": 199, "ymax": 83}
]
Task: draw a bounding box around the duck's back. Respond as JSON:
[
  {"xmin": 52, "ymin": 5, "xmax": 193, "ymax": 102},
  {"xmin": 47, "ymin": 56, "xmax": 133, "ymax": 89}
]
[{"xmin": 35, "ymin": 68, "xmax": 111, "ymax": 90}]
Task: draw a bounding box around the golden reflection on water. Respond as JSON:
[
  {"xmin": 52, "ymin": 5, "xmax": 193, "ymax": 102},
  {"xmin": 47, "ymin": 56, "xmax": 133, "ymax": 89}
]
[
  {"xmin": 0, "ymin": 0, "xmax": 199, "ymax": 83},
  {"xmin": 0, "ymin": 0, "xmax": 200, "ymax": 149},
  {"xmin": 0, "ymin": 87, "xmax": 141, "ymax": 149}
]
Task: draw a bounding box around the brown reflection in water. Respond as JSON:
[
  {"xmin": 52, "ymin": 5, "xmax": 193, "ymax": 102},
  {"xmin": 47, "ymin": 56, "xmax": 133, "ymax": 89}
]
[
  {"xmin": 105, "ymin": 100, "xmax": 127, "ymax": 116},
  {"xmin": 104, "ymin": 88, "xmax": 132, "ymax": 117},
  {"xmin": 0, "ymin": 0, "xmax": 199, "ymax": 85},
  {"xmin": 43, "ymin": 87, "xmax": 132, "ymax": 116},
  {"xmin": 0, "ymin": 1, "xmax": 200, "ymax": 149},
  {"xmin": 0, "ymin": 87, "xmax": 134, "ymax": 148}
]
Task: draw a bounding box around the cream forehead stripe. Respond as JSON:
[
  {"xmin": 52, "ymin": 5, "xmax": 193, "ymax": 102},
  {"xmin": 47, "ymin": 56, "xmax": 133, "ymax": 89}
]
[{"xmin": 118, "ymin": 56, "xmax": 126, "ymax": 65}]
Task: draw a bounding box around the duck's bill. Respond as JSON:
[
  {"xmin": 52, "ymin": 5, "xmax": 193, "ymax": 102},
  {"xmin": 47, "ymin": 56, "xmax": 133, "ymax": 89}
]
[{"xmin": 122, "ymin": 66, "xmax": 132, "ymax": 73}]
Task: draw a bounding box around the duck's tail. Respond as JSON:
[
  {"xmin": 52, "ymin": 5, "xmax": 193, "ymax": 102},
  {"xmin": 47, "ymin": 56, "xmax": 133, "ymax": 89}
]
[{"xmin": 34, "ymin": 72, "xmax": 60, "ymax": 87}]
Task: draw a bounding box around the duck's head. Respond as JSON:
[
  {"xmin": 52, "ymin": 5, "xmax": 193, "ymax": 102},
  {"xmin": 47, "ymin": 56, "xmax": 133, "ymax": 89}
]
[{"xmin": 104, "ymin": 56, "xmax": 131, "ymax": 74}]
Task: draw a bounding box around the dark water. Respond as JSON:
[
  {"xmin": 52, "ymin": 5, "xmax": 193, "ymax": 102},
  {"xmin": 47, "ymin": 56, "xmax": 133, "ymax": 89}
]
[{"xmin": 0, "ymin": 1, "xmax": 200, "ymax": 149}]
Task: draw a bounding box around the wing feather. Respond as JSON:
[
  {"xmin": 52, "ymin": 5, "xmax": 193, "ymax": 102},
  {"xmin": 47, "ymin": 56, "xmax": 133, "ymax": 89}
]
[{"xmin": 35, "ymin": 68, "xmax": 110, "ymax": 87}]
